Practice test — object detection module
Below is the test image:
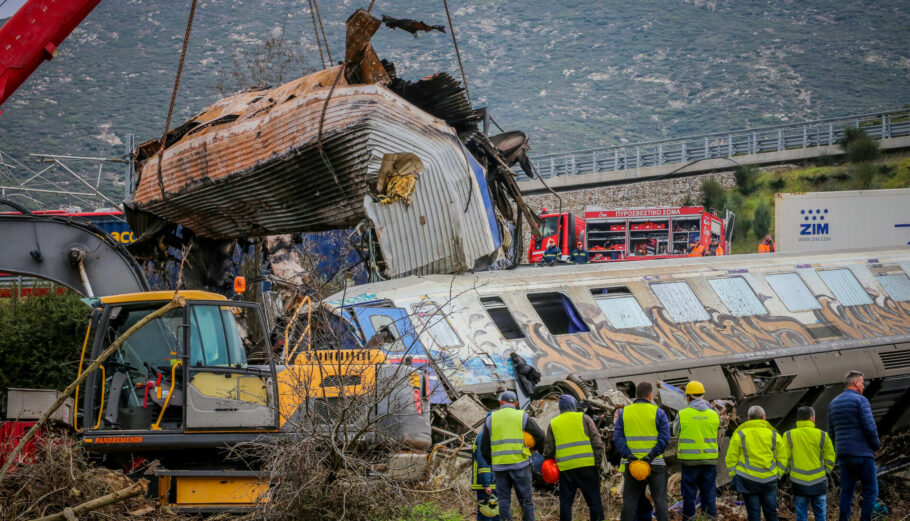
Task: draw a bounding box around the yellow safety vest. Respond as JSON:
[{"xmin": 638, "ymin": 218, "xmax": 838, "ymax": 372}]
[
  {"xmin": 785, "ymin": 420, "xmax": 835, "ymax": 487},
  {"xmin": 677, "ymin": 406, "xmax": 720, "ymax": 461},
  {"xmin": 620, "ymin": 402, "xmax": 664, "ymax": 468},
  {"xmin": 490, "ymin": 406, "xmax": 530, "ymax": 469},
  {"xmin": 726, "ymin": 419, "xmax": 786, "ymax": 483},
  {"xmin": 550, "ymin": 411, "xmax": 595, "ymax": 471}
]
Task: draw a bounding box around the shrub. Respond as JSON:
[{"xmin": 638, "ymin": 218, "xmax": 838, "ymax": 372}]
[
  {"xmin": 816, "ymin": 154, "xmax": 836, "ymax": 166},
  {"xmin": 0, "ymin": 290, "xmax": 90, "ymax": 414},
  {"xmin": 698, "ymin": 178, "xmax": 727, "ymax": 212},
  {"xmin": 726, "ymin": 191, "xmax": 744, "ymax": 212},
  {"xmin": 769, "ymin": 177, "xmax": 786, "ymax": 191},
  {"xmin": 680, "ymin": 194, "xmax": 695, "ymax": 206},
  {"xmin": 838, "ymin": 127, "xmax": 880, "ymax": 163},
  {"xmin": 733, "ymin": 166, "xmax": 758, "ymax": 194},
  {"xmin": 734, "ymin": 216, "xmax": 752, "ymax": 242},
  {"xmin": 752, "ymin": 201, "xmax": 772, "ymax": 239},
  {"xmin": 850, "ymin": 163, "xmax": 878, "ymax": 189}
]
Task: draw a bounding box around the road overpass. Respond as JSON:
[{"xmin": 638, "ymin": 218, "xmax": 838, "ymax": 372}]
[{"xmin": 519, "ymin": 108, "xmax": 910, "ymax": 194}]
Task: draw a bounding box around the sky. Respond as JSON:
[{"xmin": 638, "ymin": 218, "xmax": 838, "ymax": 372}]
[{"xmin": 0, "ymin": 0, "xmax": 26, "ymax": 19}]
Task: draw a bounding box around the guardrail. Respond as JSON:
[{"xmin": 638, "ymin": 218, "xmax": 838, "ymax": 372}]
[{"xmin": 530, "ymin": 108, "xmax": 910, "ymax": 179}]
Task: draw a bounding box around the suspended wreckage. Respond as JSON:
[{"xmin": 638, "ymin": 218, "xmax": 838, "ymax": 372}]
[{"xmin": 124, "ymin": 9, "xmax": 541, "ymax": 286}]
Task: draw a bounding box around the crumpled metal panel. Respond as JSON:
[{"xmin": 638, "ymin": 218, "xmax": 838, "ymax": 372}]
[{"xmin": 130, "ymin": 75, "xmax": 502, "ymax": 277}]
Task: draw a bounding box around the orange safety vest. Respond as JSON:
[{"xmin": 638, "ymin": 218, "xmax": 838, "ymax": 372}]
[
  {"xmin": 715, "ymin": 246, "xmax": 724, "ymax": 256},
  {"xmin": 758, "ymin": 242, "xmax": 775, "ymax": 253},
  {"xmin": 688, "ymin": 244, "xmax": 704, "ymax": 257}
]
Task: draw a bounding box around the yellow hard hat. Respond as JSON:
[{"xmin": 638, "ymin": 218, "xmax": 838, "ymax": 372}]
[
  {"xmin": 524, "ymin": 431, "xmax": 535, "ymax": 449},
  {"xmin": 629, "ymin": 460, "xmax": 651, "ymax": 481},
  {"xmin": 684, "ymin": 380, "xmax": 706, "ymax": 395}
]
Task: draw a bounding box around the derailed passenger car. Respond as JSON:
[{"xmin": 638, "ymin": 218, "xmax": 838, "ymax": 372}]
[
  {"xmin": 126, "ymin": 9, "xmax": 539, "ymax": 280},
  {"xmin": 321, "ymin": 248, "xmax": 910, "ymax": 433}
]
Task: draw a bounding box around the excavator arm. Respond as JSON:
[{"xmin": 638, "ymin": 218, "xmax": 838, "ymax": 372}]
[
  {"xmin": 0, "ymin": 0, "xmax": 102, "ymax": 112},
  {"xmin": 0, "ymin": 198, "xmax": 148, "ymax": 296}
]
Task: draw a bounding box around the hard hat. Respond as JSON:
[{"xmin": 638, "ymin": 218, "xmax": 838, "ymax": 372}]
[
  {"xmin": 523, "ymin": 431, "xmax": 535, "ymax": 449},
  {"xmin": 542, "ymin": 458, "xmax": 559, "ymax": 484},
  {"xmin": 629, "ymin": 460, "xmax": 651, "ymax": 481},
  {"xmin": 684, "ymin": 380, "xmax": 706, "ymax": 395},
  {"xmin": 479, "ymin": 494, "xmax": 500, "ymax": 517}
]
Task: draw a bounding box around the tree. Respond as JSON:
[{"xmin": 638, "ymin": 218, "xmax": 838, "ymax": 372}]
[
  {"xmin": 837, "ymin": 127, "xmax": 880, "ymax": 164},
  {"xmin": 752, "ymin": 200, "xmax": 772, "ymax": 239},
  {"xmin": 698, "ymin": 178, "xmax": 727, "ymax": 212},
  {"xmin": 733, "ymin": 165, "xmax": 758, "ymax": 195}
]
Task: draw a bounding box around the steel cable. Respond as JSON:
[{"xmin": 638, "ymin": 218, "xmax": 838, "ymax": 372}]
[
  {"xmin": 307, "ymin": 0, "xmax": 327, "ymax": 69},
  {"xmin": 442, "ymin": 0, "xmax": 470, "ymax": 104},
  {"xmin": 312, "ymin": 0, "xmax": 333, "ymax": 65}
]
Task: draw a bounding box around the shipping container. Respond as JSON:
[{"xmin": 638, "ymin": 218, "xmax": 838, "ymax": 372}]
[{"xmin": 774, "ymin": 188, "xmax": 910, "ymax": 253}]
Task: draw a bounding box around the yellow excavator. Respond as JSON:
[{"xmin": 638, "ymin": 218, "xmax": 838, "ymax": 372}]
[{"xmin": 1, "ymin": 202, "xmax": 431, "ymax": 512}]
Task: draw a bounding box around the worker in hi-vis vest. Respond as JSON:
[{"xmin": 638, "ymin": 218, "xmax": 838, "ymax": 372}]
[
  {"xmin": 480, "ymin": 391, "xmax": 545, "ymax": 521},
  {"xmin": 543, "ymin": 394, "xmax": 604, "ymax": 521},
  {"xmin": 785, "ymin": 406, "xmax": 835, "ymax": 521},
  {"xmin": 472, "ymin": 422, "xmax": 499, "ymax": 521},
  {"xmin": 725, "ymin": 405, "xmax": 788, "ymax": 521},
  {"xmin": 671, "ymin": 381, "xmax": 719, "ymax": 521},
  {"xmin": 613, "ymin": 381, "xmax": 671, "ymax": 521}
]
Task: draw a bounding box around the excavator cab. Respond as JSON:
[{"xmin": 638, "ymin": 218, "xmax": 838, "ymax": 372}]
[{"xmin": 79, "ymin": 291, "xmax": 279, "ymax": 453}]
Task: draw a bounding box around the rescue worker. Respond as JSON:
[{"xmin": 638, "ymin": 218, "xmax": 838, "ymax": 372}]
[
  {"xmin": 758, "ymin": 235, "xmax": 776, "ymax": 253},
  {"xmin": 671, "ymin": 381, "xmax": 719, "ymax": 521},
  {"xmin": 569, "ymin": 241, "xmax": 589, "ymax": 265},
  {"xmin": 725, "ymin": 405, "xmax": 788, "ymax": 521},
  {"xmin": 785, "ymin": 406, "xmax": 835, "ymax": 521},
  {"xmin": 473, "ymin": 423, "xmax": 499, "ymax": 521},
  {"xmin": 480, "ymin": 391, "xmax": 545, "ymax": 521},
  {"xmin": 613, "ymin": 381, "xmax": 670, "ymax": 521},
  {"xmin": 543, "ymin": 394, "xmax": 604, "ymax": 521},
  {"xmin": 688, "ymin": 240, "xmax": 705, "ymax": 257},
  {"xmin": 828, "ymin": 370, "xmax": 881, "ymax": 521},
  {"xmin": 541, "ymin": 239, "xmax": 561, "ymax": 266},
  {"xmin": 707, "ymin": 238, "xmax": 724, "ymax": 256}
]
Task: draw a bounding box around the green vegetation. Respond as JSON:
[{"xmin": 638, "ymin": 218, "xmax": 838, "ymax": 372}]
[
  {"xmin": 0, "ymin": 290, "xmax": 90, "ymax": 414},
  {"xmin": 394, "ymin": 503, "xmax": 467, "ymax": 521},
  {"xmin": 752, "ymin": 200, "xmax": 772, "ymax": 239},
  {"xmin": 728, "ymin": 154, "xmax": 910, "ymax": 253},
  {"xmin": 838, "ymin": 127, "xmax": 881, "ymax": 164}
]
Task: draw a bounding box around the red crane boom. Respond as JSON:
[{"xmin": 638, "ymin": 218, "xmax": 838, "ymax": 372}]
[{"xmin": 0, "ymin": 0, "xmax": 102, "ymax": 114}]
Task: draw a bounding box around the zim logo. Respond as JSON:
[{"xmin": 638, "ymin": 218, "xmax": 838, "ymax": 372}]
[{"xmin": 799, "ymin": 208, "xmax": 829, "ymax": 236}]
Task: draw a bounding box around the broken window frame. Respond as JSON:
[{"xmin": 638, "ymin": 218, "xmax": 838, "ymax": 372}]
[
  {"xmin": 479, "ymin": 296, "xmax": 525, "ymax": 340},
  {"xmin": 765, "ymin": 272, "xmax": 822, "ymax": 312},
  {"xmin": 526, "ymin": 291, "xmax": 591, "ymax": 336},
  {"xmin": 816, "ymin": 268, "xmax": 873, "ymax": 307},
  {"xmin": 650, "ymin": 281, "xmax": 711, "ymax": 323},
  {"xmin": 410, "ymin": 300, "xmax": 463, "ymax": 348},
  {"xmin": 589, "ymin": 286, "xmax": 653, "ymax": 329},
  {"xmin": 707, "ymin": 276, "xmax": 768, "ymax": 317}
]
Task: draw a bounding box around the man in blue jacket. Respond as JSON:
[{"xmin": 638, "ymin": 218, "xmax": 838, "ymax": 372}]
[{"xmin": 827, "ymin": 370, "xmax": 881, "ymax": 521}]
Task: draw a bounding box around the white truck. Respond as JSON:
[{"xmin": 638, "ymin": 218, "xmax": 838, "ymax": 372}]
[{"xmin": 774, "ymin": 188, "xmax": 910, "ymax": 253}]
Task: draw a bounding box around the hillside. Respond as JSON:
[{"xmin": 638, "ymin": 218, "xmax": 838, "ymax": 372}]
[{"xmin": 1, "ymin": 0, "xmax": 909, "ymax": 207}]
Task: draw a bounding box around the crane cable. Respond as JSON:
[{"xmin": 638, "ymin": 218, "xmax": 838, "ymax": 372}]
[
  {"xmin": 367, "ymin": 0, "xmax": 377, "ymax": 13},
  {"xmin": 312, "ymin": 0, "xmax": 333, "ymax": 65},
  {"xmin": 442, "ymin": 0, "xmax": 471, "ymax": 105},
  {"xmin": 156, "ymin": 0, "xmax": 199, "ymax": 199},
  {"xmin": 306, "ymin": 0, "xmax": 327, "ymax": 69}
]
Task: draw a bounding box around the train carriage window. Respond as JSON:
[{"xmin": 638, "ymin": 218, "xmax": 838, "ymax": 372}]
[
  {"xmin": 650, "ymin": 282, "xmax": 711, "ymax": 323},
  {"xmin": 708, "ymin": 277, "xmax": 767, "ymax": 317},
  {"xmin": 480, "ymin": 297, "xmax": 525, "ymax": 340},
  {"xmin": 527, "ymin": 292, "xmax": 591, "ymax": 335},
  {"xmin": 411, "ymin": 301, "xmax": 462, "ymax": 347},
  {"xmin": 876, "ymin": 273, "xmax": 910, "ymax": 302},
  {"xmin": 765, "ymin": 273, "xmax": 821, "ymax": 312},
  {"xmin": 817, "ymin": 269, "xmax": 873, "ymax": 306},
  {"xmin": 590, "ymin": 287, "xmax": 652, "ymax": 329}
]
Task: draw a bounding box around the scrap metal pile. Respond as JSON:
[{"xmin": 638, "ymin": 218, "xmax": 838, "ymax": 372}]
[{"xmin": 125, "ymin": 9, "xmax": 540, "ymax": 280}]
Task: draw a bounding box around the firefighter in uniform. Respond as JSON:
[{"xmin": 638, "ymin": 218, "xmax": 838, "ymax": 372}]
[
  {"xmin": 541, "ymin": 239, "xmax": 561, "ymax": 266},
  {"xmin": 543, "ymin": 394, "xmax": 604, "ymax": 521},
  {"xmin": 725, "ymin": 406, "xmax": 789, "ymax": 521},
  {"xmin": 672, "ymin": 381, "xmax": 719, "ymax": 521},
  {"xmin": 481, "ymin": 391, "xmax": 545, "ymax": 521},
  {"xmin": 569, "ymin": 241, "xmax": 589, "ymax": 265},
  {"xmin": 473, "ymin": 422, "xmax": 499, "ymax": 521},
  {"xmin": 614, "ymin": 381, "xmax": 671, "ymax": 521},
  {"xmin": 785, "ymin": 406, "xmax": 835, "ymax": 521}
]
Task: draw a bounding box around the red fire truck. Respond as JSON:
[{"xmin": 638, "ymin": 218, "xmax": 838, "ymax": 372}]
[{"xmin": 527, "ymin": 206, "xmax": 733, "ymax": 263}]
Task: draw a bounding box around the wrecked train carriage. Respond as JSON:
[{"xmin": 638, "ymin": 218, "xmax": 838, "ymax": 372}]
[
  {"xmin": 321, "ymin": 247, "xmax": 910, "ymax": 432},
  {"xmin": 128, "ymin": 67, "xmax": 512, "ymax": 278}
]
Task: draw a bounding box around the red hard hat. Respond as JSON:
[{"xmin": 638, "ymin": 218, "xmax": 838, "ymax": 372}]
[{"xmin": 542, "ymin": 458, "xmax": 559, "ymax": 484}]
